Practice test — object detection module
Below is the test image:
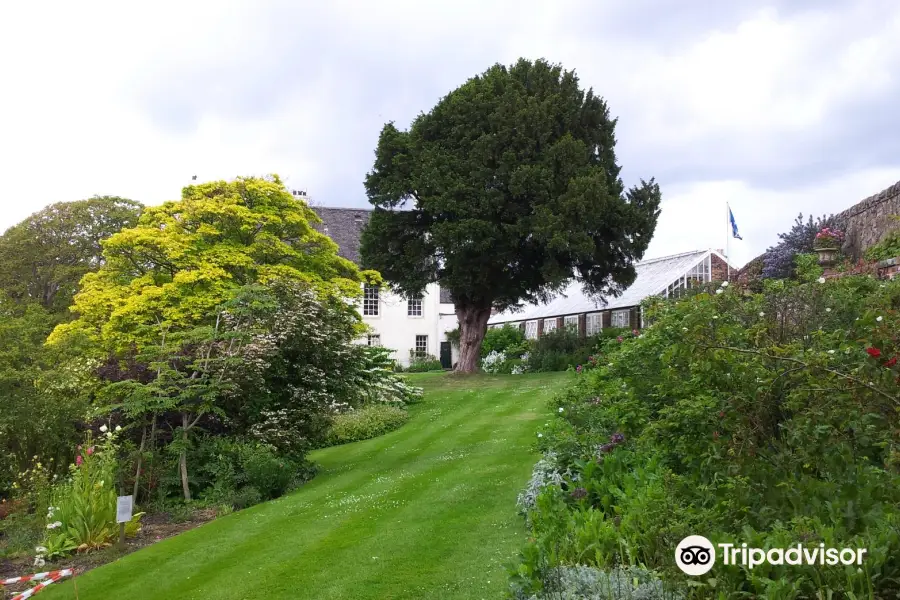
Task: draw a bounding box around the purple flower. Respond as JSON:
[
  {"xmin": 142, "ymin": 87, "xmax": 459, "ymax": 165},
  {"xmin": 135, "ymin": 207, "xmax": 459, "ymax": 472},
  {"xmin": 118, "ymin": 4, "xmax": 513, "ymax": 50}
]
[
  {"xmin": 576, "ymin": 365, "xmax": 583, "ymax": 373},
  {"xmin": 610, "ymin": 432, "xmax": 625, "ymax": 444}
]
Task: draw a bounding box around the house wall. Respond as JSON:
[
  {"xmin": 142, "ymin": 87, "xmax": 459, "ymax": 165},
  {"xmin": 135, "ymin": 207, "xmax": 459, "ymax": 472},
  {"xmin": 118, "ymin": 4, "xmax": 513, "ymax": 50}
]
[
  {"xmin": 360, "ymin": 282, "xmax": 457, "ymax": 366},
  {"xmin": 711, "ymin": 253, "xmax": 732, "ymax": 282}
]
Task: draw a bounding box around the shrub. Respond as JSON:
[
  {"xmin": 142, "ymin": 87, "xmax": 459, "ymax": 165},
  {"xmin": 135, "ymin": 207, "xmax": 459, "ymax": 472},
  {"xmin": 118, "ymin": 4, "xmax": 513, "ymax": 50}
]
[
  {"xmin": 512, "ymin": 565, "xmax": 681, "ymax": 600},
  {"xmin": 526, "ymin": 328, "xmax": 603, "ymax": 372},
  {"xmin": 323, "ymin": 405, "xmax": 409, "ymax": 447},
  {"xmin": 762, "ymin": 212, "xmax": 842, "ymax": 279},
  {"xmin": 482, "ymin": 324, "xmax": 528, "ymax": 358},
  {"xmin": 406, "ymin": 352, "xmax": 443, "ymax": 372},
  {"xmin": 192, "ymin": 437, "xmax": 310, "ymax": 509},
  {"xmin": 513, "ymin": 274, "xmax": 900, "ymax": 597}
]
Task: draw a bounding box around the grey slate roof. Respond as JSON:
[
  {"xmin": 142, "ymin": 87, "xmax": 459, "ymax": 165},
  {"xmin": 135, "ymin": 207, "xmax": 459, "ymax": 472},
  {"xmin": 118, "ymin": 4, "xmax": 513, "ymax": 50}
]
[
  {"xmin": 310, "ymin": 207, "xmax": 372, "ymax": 265},
  {"xmin": 487, "ymin": 249, "xmax": 724, "ymax": 324}
]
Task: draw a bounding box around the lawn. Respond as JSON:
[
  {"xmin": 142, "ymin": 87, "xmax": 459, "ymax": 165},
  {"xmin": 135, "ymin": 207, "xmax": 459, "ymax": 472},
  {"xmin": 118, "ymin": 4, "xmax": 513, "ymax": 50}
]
[{"xmin": 43, "ymin": 372, "xmax": 569, "ymax": 600}]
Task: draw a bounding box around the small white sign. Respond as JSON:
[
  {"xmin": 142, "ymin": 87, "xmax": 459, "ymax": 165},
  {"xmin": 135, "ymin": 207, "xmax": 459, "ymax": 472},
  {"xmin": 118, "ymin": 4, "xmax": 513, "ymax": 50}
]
[{"xmin": 116, "ymin": 495, "xmax": 134, "ymax": 523}]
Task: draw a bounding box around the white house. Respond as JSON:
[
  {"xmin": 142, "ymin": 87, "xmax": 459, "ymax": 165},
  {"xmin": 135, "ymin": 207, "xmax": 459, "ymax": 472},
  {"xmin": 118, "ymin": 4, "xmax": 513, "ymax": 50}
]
[{"xmin": 311, "ymin": 207, "xmax": 460, "ymax": 368}]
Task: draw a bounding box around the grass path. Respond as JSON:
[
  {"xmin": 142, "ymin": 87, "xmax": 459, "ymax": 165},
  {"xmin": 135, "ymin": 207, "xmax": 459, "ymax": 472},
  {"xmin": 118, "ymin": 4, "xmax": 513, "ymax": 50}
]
[{"xmin": 44, "ymin": 372, "xmax": 568, "ymax": 600}]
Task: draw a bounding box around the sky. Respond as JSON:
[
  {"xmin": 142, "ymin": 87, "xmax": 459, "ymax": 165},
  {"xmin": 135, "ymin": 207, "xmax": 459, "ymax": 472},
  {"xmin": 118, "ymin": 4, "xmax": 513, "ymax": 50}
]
[{"xmin": 1, "ymin": 1, "xmax": 899, "ymax": 268}]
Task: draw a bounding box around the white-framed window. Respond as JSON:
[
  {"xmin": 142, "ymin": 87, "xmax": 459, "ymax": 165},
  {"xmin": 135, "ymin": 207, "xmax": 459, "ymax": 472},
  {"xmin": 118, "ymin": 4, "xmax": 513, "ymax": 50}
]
[
  {"xmin": 407, "ymin": 294, "xmax": 423, "ymax": 317},
  {"xmin": 415, "ymin": 335, "xmax": 428, "ymax": 357},
  {"xmin": 586, "ymin": 313, "xmax": 602, "ymax": 336},
  {"xmin": 367, "ymin": 334, "xmax": 381, "ymax": 346},
  {"xmin": 543, "ymin": 318, "xmax": 557, "ymax": 333},
  {"xmin": 525, "ymin": 320, "xmax": 538, "ymax": 340},
  {"xmin": 363, "ymin": 284, "xmax": 379, "ymax": 316},
  {"xmin": 612, "ymin": 309, "xmax": 630, "ymax": 328},
  {"xmin": 564, "ymin": 315, "xmax": 578, "ymax": 330}
]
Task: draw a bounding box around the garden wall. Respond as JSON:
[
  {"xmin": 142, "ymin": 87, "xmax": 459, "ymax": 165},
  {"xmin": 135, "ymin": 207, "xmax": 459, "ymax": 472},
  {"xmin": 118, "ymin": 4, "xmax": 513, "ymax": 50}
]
[{"xmin": 837, "ymin": 179, "xmax": 900, "ymax": 259}]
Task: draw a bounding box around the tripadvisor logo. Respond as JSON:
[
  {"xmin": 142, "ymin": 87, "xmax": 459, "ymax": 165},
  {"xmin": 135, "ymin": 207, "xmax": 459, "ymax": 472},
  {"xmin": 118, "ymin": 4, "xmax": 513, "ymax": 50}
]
[{"xmin": 675, "ymin": 535, "xmax": 868, "ymax": 575}]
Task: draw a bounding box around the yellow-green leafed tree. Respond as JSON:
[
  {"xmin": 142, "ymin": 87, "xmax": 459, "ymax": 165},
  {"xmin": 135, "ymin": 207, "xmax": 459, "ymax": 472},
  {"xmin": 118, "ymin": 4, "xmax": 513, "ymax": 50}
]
[
  {"xmin": 47, "ymin": 175, "xmax": 380, "ymax": 501},
  {"xmin": 50, "ymin": 175, "xmax": 377, "ymax": 353}
]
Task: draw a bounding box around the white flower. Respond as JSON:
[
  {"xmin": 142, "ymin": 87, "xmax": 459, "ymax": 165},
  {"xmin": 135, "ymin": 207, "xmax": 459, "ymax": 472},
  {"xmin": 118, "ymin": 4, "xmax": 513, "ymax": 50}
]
[
  {"xmin": 877, "ymin": 316, "xmax": 883, "ymax": 322},
  {"xmin": 715, "ymin": 289, "xmax": 723, "ymax": 295},
  {"xmin": 827, "ymin": 350, "xmax": 835, "ymax": 354},
  {"xmin": 759, "ymin": 312, "xmax": 765, "ymax": 317},
  {"xmin": 34, "ymin": 557, "xmax": 46, "ymax": 568},
  {"xmin": 115, "ymin": 425, "xmax": 122, "ymax": 432},
  {"xmin": 35, "ymin": 546, "xmax": 47, "ymax": 554},
  {"xmin": 99, "ymin": 424, "xmax": 108, "ymax": 433},
  {"xmin": 817, "ymin": 277, "xmax": 826, "ymax": 284},
  {"xmin": 721, "ymin": 281, "xmax": 729, "ymax": 288},
  {"xmin": 537, "ymin": 433, "xmax": 543, "ymax": 438},
  {"xmin": 713, "ymin": 315, "xmax": 719, "ymax": 319},
  {"xmin": 105, "ymin": 431, "xmax": 113, "ymax": 438},
  {"xmin": 825, "ymin": 308, "xmax": 831, "ymax": 313},
  {"xmin": 682, "ymin": 327, "xmax": 688, "ymax": 331},
  {"xmin": 47, "ymin": 521, "xmax": 62, "ymax": 530},
  {"xmin": 558, "ymin": 407, "xmax": 564, "ymax": 413}
]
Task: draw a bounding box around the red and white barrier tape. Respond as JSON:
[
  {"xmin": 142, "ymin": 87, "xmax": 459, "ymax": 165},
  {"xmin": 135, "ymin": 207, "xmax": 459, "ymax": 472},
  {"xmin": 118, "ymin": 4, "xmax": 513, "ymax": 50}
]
[{"xmin": 1, "ymin": 569, "xmax": 73, "ymax": 600}]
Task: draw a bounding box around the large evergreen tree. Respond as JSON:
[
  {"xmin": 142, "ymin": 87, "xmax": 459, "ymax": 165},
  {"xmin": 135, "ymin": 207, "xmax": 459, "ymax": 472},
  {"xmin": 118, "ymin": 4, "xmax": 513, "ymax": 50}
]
[{"xmin": 361, "ymin": 58, "xmax": 661, "ymax": 372}]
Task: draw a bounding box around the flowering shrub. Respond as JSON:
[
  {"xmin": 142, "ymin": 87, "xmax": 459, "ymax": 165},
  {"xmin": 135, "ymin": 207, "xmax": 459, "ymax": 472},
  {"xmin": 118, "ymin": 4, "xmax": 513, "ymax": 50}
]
[
  {"xmin": 482, "ymin": 350, "xmax": 507, "ymax": 373},
  {"xmin": 813, "ymin": 226, "xmax": 844, "ymax": 249},
  {"xmin": 512, "ymin": 565, "xmax": 681, "ymax": 600},
  {"xmin": 762, "ymin": 213, "xmax": 842, "ymax": 279},
  {"xmin": 512, "ymin": 271, "xmax": 900, "ymax": 597}
]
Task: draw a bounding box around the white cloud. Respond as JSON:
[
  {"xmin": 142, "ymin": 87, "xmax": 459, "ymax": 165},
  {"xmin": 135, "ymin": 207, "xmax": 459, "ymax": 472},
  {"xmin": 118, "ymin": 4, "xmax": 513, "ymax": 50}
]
[
  {"xmin": 646, "ymin": 166, "xmax": 900, "ymax": 267},
  {"xmin": 0, "ymin": 0, "xmax": 898, "ymax": 272}
]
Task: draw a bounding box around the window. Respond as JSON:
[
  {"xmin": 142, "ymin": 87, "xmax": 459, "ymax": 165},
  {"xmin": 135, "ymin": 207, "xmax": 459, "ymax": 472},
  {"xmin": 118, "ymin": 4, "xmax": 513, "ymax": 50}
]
[
  {"xmin": 586, "ymin": 313, "xmax": 602, "ymax": 335},
  {"xmin": 664, "ymin": 256, "xmax": 712, "ymax": 298},
  {"xmin": 363, "ymin": 284, "xmax": 379, "ymax": 316},
  {"xmin": 415, "ymin": 335, "xmax": 428, "ymax": 357},
  {"xmin": 564, "ymin": 315, "xmax": 578, "ymax": 330},
  {"xmin": 612, "ymin": 309, "xmax": 630, "ymax": 328},
  {"xmin": 367, "ymin": 334, "xmax": 381, "ymax": 346},
  {"xmin": 543, "ymin": 318, "xmax": 557, "ymax": 333},
  {"xmin": 407, "ymin": 295, "xmax": 423, "ymax": 317},
  {"xmin": 525, "ymin": 320, "xmax": 538, "ymax": 340}
]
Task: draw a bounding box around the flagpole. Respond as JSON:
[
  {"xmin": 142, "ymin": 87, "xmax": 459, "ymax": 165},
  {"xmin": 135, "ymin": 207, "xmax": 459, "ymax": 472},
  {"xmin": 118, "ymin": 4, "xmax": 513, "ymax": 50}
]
[{"xmin": 726, "ymin": 202, "xmax": 730, "ymax": 281}]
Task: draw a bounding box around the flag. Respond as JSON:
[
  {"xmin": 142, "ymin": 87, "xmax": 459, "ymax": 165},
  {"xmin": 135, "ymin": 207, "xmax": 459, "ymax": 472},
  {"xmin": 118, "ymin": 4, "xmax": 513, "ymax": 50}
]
[{"xmin": 728, "ymin": 206, "xmax": 742, "ymax": 240}]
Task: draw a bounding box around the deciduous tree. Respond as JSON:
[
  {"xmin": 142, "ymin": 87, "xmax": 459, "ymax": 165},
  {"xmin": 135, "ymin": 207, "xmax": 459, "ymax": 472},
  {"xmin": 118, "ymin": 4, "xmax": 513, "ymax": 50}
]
[
  {"xmin": 361, "ymin": 58, "xmax": 661, "ymax": 372},
  {"xmin": 0, "ymin": 196, "xmax": 142, "ymax": 315}
]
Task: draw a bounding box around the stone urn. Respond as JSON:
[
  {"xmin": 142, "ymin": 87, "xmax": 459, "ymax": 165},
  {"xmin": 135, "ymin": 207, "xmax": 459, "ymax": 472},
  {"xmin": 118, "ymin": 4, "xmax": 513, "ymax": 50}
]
[{"xmin": 816, "ymin": 247, "xmax": 840, "ymax": 267}]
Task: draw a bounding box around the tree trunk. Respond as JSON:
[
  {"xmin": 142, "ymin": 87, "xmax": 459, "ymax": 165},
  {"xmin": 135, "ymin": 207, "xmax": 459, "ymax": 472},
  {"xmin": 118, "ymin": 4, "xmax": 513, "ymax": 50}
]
[
  {"xmin": 132, "ymin": 419, "xmax": 147, "ymax": 502},
  {"xmin": 454, "ymin": 303, "xmax": 493, "ymax": 373},
  {"xmin": 179, "ymin": 413, "xmax": 192, "ymax": 502}
]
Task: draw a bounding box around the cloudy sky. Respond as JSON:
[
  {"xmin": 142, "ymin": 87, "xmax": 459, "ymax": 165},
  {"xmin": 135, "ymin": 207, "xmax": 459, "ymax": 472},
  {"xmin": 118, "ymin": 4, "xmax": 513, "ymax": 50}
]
[{"xmin": 1, "ymin": 0, "xmax": 898, "ymax": 267}]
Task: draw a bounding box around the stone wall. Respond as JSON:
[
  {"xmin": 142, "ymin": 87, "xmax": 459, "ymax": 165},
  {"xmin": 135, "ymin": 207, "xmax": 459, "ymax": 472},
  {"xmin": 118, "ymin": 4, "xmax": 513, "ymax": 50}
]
[{"xmin": 837, "ymin": 179, "xmax": 900, "ymax": 259}]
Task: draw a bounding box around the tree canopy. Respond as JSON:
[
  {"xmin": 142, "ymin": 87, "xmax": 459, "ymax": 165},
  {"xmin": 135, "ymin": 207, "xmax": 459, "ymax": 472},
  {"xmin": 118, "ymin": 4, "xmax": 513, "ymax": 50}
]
[
  {"xmin": 49, "ymin": 176, "xmax": 372, "ymax": 353},
  {"xmin": 0, "ymin": 196, "xmax": 142, "ymax": 315},
  {"xmin": 361, "ymin": 58, "xmax": 661, "ymax": 371}
]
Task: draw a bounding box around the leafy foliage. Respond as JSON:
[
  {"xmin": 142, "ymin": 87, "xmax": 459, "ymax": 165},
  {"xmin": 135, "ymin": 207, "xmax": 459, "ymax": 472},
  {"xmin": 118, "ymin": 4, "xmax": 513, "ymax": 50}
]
[
  {"xmin": 361, "ymin": 58, "xmax": 660, "ymax": 371},
  {"xmin": 322, "ymin": 405, "xmax": 409, "ymax": 447},
  {"xmin": 0, "ymin": 196, "xmax": 142, "ymax": 315},
  {"xmin": 482, "ymin": 324, "xmax": 528, "ymax": 359},
  {"xmin": 0, "ymin": 295, "xmax": 88, "ymax": 498},
  {"xmin": 514, "ymin": 273, "xmax": 900, "ymax": 598},
  {"xmin": 761, "ymin": 213, "xmax": 842, "ymax": 279},
  {"xmin": 526, "ymin": 328, "xmax": 605, "ymax": 373}
]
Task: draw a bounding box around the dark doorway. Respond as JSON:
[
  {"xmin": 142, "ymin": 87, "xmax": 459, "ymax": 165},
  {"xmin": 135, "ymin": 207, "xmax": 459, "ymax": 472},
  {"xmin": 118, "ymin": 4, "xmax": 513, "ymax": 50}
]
[{"xmin": 439, "ymin": 341, "xmax": 452, "ymax": 369}]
